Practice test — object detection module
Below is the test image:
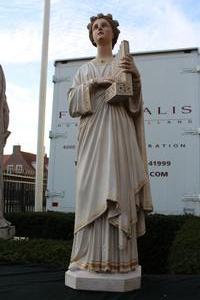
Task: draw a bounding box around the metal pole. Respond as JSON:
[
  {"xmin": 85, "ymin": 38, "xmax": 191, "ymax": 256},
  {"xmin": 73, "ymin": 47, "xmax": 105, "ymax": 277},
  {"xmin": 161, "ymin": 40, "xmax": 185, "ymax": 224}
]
[{"xmin": 35, "ymin": 0, "xmax": 50, "ymax": 211}]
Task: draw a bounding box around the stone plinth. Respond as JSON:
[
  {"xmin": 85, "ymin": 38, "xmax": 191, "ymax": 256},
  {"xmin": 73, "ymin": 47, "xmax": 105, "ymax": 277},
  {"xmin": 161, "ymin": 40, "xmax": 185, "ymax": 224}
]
[
  {"xmin": 65, "ymin": 266, "xmax": 141, "ymax": 292},
  {"xmin": 0, "ymin": 226, "xmax": 15, "ymax": 240}
]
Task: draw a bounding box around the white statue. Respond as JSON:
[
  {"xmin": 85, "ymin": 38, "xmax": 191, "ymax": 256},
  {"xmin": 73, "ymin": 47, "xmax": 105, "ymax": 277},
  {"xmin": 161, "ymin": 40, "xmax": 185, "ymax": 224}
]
[
  {"xmin": 0, "ymin": 65, "xmax": 11, "ymax": 228},
  {"xmin": 67, "ymin": 13, "xmax": 153, "ymax": 284}
]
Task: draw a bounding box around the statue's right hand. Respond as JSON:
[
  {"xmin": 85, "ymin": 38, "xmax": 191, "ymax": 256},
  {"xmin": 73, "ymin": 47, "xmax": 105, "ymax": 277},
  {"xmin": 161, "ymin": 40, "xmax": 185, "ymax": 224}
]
[{"xmin": 93, "ymin": 78, "xmax": 114, "ymax": 88}]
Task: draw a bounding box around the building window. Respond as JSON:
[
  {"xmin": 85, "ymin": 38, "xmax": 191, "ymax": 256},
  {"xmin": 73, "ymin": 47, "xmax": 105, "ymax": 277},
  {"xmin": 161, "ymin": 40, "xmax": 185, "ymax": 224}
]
[
  {"xmin": 16, "ymin": 164, "xmax": 23, "ymax": 173},
  {"xmin": 7, "ymin": 165, "xmax": 14, "ymax": 174},
  {"xmin": 32, "ymin": 162, "xmax": 36, "ymax": 169}
]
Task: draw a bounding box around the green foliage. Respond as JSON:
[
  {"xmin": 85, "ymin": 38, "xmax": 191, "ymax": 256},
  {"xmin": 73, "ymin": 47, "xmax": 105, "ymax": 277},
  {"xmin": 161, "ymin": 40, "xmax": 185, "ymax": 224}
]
[
  {"xmin": 5, "ymin": 212, "xmax": 75, "ymax": 240},
  {"xmin": 0, "ymin": 238, "xmax": 72, "ymax": 267},
  {"xmin": 138, "ymin": 214, "xmax": 191, "ymax": 274},
  {"xmin": 169, "ymin": 217, "xmax": 200, "ymax": 274},
  {"xmin": 2, "ymin": 212, "xmax": 200, "ymax": 273}
]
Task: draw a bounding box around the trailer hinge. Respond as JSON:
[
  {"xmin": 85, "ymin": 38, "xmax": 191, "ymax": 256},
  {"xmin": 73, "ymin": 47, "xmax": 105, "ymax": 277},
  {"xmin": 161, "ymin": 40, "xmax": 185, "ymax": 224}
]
[
  {"xmin": 52, "ymin": 75, "xmax": 71, "ymax": 83},
  {"xmin": 181, "ymin": 65, "xmax": 200, "ymax": 73},
  {"xmin": 182, "ymin": 194, "xmax": 200, "ymax": 202},
  {"xmin": 182, "ymin": 128, "xmax": 200, "ymax": 135},
  {"xmin": 49, "ymin": 130, "xmax": 68, "ymax": 139},
  {"xmin": 46, "ymin": 190, "xmax": 65, "ymax": 198}
]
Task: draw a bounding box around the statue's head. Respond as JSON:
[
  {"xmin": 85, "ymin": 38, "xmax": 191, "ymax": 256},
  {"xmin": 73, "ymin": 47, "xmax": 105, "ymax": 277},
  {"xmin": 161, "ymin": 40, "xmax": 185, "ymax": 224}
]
[{"xmin": 87, "ymin": 13, "xmax": 120, "ymax": 49}]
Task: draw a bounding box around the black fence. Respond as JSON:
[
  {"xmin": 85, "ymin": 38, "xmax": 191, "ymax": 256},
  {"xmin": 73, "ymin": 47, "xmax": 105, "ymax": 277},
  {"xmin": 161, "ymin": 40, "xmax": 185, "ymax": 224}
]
[{"xmin": 3, "ymin": 173, "xmax": 47, "ymax": 213}]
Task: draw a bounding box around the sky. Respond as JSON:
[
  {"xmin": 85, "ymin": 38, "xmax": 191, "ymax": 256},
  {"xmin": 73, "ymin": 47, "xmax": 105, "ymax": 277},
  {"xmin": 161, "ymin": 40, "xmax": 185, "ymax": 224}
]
[{"xmin": 0, "ymin": 0, "xmax": 200, "ymax": 155}]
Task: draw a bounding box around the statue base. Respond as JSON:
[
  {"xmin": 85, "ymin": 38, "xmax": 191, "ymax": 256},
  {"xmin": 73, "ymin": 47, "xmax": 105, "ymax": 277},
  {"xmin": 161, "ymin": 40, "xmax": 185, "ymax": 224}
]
[
  {"xmin": 0, "ymin": 225, "xmax": 15, "ymax": 240},
  {"xmin": 65, "ymin": 266, "xmax": 141, "ymax": 292}
]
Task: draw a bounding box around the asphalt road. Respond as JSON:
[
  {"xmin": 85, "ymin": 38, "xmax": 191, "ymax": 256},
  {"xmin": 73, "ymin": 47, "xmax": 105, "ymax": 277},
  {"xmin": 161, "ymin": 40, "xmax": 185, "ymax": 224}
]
[{"xmin": 0, "ymin": 265, "xmax": 199, "ymax": 300}]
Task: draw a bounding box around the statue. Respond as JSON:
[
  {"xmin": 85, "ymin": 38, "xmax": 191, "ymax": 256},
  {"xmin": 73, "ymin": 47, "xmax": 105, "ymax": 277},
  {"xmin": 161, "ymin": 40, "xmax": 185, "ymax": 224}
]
[
  {"xmin": 0, "ymin": 65, "xmax": 14, "ymax": 238},
  {"xmin": 65, "ymin": 13, "xmax": 153, "ymax": 292}
]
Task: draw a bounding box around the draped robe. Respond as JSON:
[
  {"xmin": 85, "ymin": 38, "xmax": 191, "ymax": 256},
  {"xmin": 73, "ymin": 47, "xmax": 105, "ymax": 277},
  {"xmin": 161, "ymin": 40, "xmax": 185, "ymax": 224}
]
[
  {"xmin": 0, "ymin": 65, "xmax": 10, "ymax": 227},
  {"xmin": 67, "ymin": 59, "xmax": 153, "ymax": 273}
]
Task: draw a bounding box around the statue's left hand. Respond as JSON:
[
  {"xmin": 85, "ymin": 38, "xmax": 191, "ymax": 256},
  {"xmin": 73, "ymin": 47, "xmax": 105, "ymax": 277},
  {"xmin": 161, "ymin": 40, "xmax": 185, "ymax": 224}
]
[{"xmin": 119, "ymin": 55, "xmax": 140, "ymax": 80}]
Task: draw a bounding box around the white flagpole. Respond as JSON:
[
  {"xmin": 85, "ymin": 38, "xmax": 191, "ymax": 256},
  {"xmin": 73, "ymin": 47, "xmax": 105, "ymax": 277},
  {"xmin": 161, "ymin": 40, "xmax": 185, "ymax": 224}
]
[{"xmin": 35, "ymin": 0, "xmax": 51, "ymax": 211}]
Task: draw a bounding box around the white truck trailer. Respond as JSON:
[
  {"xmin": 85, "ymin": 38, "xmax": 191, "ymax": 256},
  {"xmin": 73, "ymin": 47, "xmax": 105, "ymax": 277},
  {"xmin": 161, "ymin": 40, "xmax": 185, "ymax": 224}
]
[{"xmin": 46, "ymin": 47, "xmax": 200, "ymax": 215}]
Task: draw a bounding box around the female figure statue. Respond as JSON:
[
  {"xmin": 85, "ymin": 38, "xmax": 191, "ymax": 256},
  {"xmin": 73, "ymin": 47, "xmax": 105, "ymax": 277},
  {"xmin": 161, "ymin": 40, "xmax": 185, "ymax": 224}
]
[{"xmin": 67, "ymin": 13, "xmax": 153, "ymax": 273}]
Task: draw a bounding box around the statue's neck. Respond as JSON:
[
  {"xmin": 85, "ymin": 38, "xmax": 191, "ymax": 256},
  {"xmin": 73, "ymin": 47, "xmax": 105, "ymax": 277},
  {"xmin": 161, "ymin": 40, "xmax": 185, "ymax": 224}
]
[{"xmin": 96, "ymin": 44, "xmax": 113, "ymax": 60}]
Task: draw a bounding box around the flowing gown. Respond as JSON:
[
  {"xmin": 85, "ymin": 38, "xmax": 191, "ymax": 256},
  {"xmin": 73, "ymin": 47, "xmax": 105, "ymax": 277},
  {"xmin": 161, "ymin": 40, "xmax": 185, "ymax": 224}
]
[
  {"xmin": 67, "ymin": 59, "xmax": 153, "ymax": 273},
  {"xmin": 0, "ymin": 65, "xmax": 10, "ymax": 227}
]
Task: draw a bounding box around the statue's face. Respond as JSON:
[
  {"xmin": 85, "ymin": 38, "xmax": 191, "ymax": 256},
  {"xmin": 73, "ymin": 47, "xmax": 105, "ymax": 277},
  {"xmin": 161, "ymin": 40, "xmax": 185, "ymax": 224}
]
[{"xmin": 92, "ymin": 18, "xmax": 114, "ymax": 47}]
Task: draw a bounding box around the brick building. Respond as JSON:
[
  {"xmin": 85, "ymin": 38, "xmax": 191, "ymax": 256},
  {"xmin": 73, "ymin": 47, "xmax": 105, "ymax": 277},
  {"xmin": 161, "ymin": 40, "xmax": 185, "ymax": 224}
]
[{"xmin": 3, "ymin": 145, "xmax": 48, "ymax": 177}]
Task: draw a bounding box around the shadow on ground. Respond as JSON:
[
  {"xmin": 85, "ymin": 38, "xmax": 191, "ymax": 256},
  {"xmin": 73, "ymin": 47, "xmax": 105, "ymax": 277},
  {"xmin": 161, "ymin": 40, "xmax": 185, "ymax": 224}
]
[{"xmin": 0, "ymin": 265, "xmax": 199, "ymax": 300}]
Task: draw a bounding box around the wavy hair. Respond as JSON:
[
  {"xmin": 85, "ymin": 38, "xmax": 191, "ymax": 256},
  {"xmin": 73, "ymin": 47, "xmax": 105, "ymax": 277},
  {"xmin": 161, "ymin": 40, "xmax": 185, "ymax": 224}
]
[{"xmin": 87, "ymin": 13, "xmax": 120, "ymax": 49}]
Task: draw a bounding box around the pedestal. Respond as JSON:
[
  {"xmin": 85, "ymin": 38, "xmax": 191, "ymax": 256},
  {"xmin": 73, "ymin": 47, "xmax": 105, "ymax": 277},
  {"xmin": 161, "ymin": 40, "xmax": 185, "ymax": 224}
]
[
  {"xmin": 0, "ymin": 226, "xmax": 15, "ymax": 240},
  {"xmin": 65, "ymin": 266, "xmax": 141, "ymax": 292}
]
